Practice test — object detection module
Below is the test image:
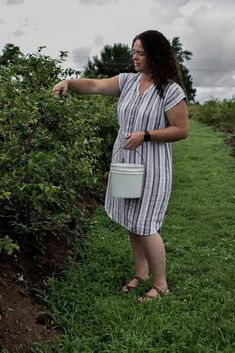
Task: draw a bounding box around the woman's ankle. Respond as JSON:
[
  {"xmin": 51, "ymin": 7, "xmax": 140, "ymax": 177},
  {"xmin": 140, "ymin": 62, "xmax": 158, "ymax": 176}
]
[
  {"xmin": 152, "ymin": 280, "xmax": 168, "ymax": 292},
  {"xmin": 136, "ymin": 272, "xmax": 149, "ymax": 281}
]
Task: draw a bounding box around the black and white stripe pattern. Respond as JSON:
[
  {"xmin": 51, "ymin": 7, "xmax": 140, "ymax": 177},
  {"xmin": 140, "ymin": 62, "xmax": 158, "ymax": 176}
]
[{"xmin": 105, "ymin": 73, "xmax": 186, "ymax": 235}]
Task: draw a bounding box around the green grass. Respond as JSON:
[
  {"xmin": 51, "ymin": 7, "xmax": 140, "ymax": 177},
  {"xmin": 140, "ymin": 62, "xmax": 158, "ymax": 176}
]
[{"xmin": 33, "ymin": 119, "xmax": 235, "ymax": 353}]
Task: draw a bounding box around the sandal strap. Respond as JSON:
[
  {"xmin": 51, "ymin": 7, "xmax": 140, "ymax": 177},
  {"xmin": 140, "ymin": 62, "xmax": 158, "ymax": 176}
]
[
  {"xmin": 138, "ymin": 287, "xmax": 169, "ymax": 302},
  {"xmin": 124, "ymin": 276, "xmax": 144, "ymax": 290},
  {"xmin": 152, "ymin": 285, "xmax": 169, "ymax": 297},
  {"xmin": 134, "ymin": 275, "xmax": 144, "ymax": 283}
]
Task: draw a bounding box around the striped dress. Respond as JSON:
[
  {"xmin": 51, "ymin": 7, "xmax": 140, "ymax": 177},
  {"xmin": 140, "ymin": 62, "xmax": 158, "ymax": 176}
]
[{"xmin": 105, "ymin": 73, "xmax": 186, "ymax": 235}]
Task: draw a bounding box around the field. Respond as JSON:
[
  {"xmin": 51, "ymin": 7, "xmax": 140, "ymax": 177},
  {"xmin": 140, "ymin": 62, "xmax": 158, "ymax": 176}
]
[{"xmin": 30, "ymin": 119, "xmax": 235, "ymax": 353}]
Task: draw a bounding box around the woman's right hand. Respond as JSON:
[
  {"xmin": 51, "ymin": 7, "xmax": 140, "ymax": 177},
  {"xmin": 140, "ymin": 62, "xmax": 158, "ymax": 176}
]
[{"xmin": 52, "ymin": 80, "xmax": 68, "ymax": 97}]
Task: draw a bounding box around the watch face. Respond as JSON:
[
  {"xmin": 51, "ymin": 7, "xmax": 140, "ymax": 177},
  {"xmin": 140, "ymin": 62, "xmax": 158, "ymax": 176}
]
[{"xmin": 144, "ymin": 131, "xmax": 150, "ymax": 141}]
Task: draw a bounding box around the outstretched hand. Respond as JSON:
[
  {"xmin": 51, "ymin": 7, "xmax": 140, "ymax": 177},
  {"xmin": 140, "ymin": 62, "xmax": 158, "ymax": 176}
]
[
  {"xmin": 123, "ymin": 131, "xmax": 145, "ymax": 150},
  {"xmin": 52, "ymin": 80, "xmax": 68, "ymax": 97}
]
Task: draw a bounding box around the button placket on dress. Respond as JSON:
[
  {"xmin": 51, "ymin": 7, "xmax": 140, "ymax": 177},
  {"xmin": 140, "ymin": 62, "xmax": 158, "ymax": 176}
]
[
  {"xmin": 127, "ymin": 94, "xmax": 142, "ymax": 133},
  {"xmin": 124, "ymin": 93, "xmax": 143, "ymax": 165}
]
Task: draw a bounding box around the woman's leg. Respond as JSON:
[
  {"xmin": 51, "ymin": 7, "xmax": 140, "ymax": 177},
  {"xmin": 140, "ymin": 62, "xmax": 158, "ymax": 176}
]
[
  {"xmin": 139, "ymin": 232, "xmax": 168, "ymax": 297},
  {"xmin": 129, "ymin": 232, "xmax": 149, "ymax": 279},
  {"xmin": 122, "ymin": 233, "xmax": 149, "ymax": 292}
]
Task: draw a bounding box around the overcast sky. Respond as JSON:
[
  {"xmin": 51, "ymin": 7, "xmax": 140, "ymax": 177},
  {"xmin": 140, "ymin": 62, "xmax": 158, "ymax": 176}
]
[{"xmin": 0, "ymin": 0, "xmax": 235, "ymax": 103}]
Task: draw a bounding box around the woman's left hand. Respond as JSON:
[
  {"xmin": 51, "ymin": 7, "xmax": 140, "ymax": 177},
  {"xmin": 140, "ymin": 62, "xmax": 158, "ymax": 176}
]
[{"xmin": 123, "ymin": 131, "xmax": 145, "ymax": 150}]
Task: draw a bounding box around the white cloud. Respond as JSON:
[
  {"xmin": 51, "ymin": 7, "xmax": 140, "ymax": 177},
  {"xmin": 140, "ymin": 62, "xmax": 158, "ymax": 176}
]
[
  {"xmin": 178, "ymin": 1, "xmax": 235, "ymax": 92},
  {"xmin": 1, "ymin": 0, "xmax": 24, "ymax": 5},
  {"xmin": 150, "ymin": 0, "xmax": 190, "ymax": 24},
  {"xmin": 0, "ymin": 0, "xmax": 235, "ymax": 102},
  {"xmin": 72, "ymin": 46, "xmax": 91, "ymax": 69},
  {"xmin": 196, "ymin": 86, "xmax": 235, "ymax": 103},
  {"xmin": 93, "ymin": 35, "xmax": 104, "ymax": 47},
  {"xmin": 13, "ymin": 29, "xmax": 25, "ymax": 37},
  {"xmin": 78, "ymin": 0, "xmax": 117, "ymax": 4}
]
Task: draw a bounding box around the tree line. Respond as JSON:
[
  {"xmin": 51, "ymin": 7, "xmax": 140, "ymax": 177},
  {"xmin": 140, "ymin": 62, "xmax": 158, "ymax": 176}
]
[{"xmin": 0, "ymin": 38, "xmax": 196, "ymax": 103}]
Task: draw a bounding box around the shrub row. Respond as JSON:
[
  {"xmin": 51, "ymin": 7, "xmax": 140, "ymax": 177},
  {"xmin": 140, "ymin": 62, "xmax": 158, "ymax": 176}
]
[
  {"xmin": 189, "ymin": 98, "xmax": 235, "ymax": 134},
  {"xmin": 0, "ymin": 50, "xmax": 118, "ymax": 252}
]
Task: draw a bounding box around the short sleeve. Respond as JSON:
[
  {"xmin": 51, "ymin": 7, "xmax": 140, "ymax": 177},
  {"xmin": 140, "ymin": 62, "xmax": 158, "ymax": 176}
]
[
  {"xmin": 119, "ymin": 73, "xmax": 136, "ymax": 92},
  {"xmin": 164, "ymin": 82, "xmax": 187, "ymax": 112}
]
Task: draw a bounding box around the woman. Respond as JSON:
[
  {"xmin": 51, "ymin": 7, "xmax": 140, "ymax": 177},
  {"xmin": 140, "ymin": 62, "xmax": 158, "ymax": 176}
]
[{"xmin": 53, "ymin": 30, "xmax": 188, "ymax": 301}]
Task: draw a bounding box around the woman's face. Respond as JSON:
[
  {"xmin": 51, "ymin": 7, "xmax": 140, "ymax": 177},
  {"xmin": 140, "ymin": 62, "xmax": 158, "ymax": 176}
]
[{"xmin": 132, "ymin": 39, "xmax": 150, "ymax": 74}]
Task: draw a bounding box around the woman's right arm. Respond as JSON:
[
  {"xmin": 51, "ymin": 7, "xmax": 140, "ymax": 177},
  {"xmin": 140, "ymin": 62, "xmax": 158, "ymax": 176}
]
[{"xmin": 52, "ymin": 75, "xmax": 120, "ymax": 97}]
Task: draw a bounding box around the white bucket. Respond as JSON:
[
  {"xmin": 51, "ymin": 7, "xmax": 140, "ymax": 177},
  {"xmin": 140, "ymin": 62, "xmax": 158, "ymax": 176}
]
[{"xmin": 110, "ymin": 163, "xmax": 145, "ymax": 198}]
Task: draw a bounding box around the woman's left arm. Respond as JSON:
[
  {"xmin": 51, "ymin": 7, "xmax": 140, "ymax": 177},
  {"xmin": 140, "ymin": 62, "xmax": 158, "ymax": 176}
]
[{"xmin": 124, "ymin": 99, "xmax": 188, "ymax": 149}]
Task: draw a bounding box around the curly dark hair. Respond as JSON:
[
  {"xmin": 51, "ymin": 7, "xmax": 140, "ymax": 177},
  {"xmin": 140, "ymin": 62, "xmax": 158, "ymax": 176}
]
[{"xmin": 132, "ymin": 30, "xmax": 184, "ymax": 97}]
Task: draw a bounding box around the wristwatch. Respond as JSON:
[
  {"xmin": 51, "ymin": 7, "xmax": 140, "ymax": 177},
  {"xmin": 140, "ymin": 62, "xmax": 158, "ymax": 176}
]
[{"xmin": 144, "ymin": 130, "xmax": 151, "ymax": 142}]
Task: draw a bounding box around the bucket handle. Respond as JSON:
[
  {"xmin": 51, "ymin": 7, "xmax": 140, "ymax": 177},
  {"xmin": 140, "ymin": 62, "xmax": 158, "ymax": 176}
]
[{"xmin": 111, "ymin": 146, "xmax": 145, "ymax": 165}]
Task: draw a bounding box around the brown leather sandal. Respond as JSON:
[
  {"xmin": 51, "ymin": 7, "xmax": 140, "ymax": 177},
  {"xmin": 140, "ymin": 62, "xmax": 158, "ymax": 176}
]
[
  {"xmin": 122, "ymin": 275, "xmax": 145, "ymax": 293},
  {"xmin": 138, "ymin": 285, "xmax": 169, "ymax": 302}
]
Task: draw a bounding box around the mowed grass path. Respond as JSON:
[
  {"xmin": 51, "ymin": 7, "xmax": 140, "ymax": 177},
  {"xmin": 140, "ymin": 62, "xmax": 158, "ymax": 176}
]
[{"xmin": 35, "ymin": 120, "xmax": 235, "ymax": 353}]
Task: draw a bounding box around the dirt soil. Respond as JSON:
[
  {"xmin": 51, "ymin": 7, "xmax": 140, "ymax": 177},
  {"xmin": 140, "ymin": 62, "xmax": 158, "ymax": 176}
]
[
  {"xmin": 0, "ymin": 190, "xmax": 102, "ymax": 353},
  {"xmin": 0, "ymin": 231, "xmax": 72, "ymax": 353}
]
